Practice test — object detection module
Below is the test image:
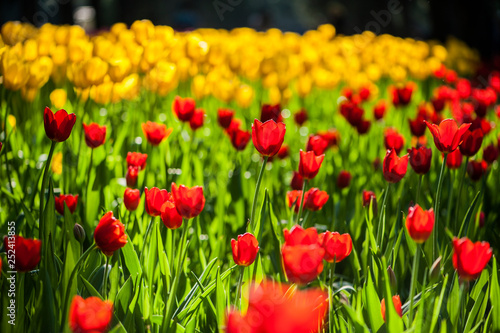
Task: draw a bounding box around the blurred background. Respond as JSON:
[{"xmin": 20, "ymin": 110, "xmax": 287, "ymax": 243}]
[{"xmin": 1, "ymin": 0, "xmax": 499, "ymax": 58}]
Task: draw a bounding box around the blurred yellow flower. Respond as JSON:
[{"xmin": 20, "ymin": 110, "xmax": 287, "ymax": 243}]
[
  {"xmin": 51, "ymin": 152, "xmax": 63, "ymax": 175},
  {"xmin": 50, "ymin": 89, "xmax": 67, "ymax": 109}
]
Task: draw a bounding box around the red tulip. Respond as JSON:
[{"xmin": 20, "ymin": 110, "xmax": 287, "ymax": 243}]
[
  {"xmin": 456, "ymin": 78, "xmax": 471, "ymax": 99},
  {"xmin": 44, "ymin": 107, "xmax": 76, "ymax": 142},
  {"xmin": 303, "ymin": 188, "xmax": 329, "ymax": 211},
  {"xmin": 3, "ymin": 235, "xmax": 41, "ymax": 272},
  {"xmin": 287, "ymin": 190, "xmax": 302, "ymax": 213},
  {"xmin": 290, "ymin": 171, "xmax": 304, "ymax": 191},
  {"xmin": 69, "ymin": 295, "xmax": 113, "ymax": 333},
  {"xmin": 356, "ymin": 118, "xmax": 371, "ymax": 134},
  {"xmin": 299, "ymin": 150, "xmax": 325, "ymax": 180},
  {"xmin": 391, "ymin": 83, "xmax": 414, "ymax": 107},
  {"xmin": 408, "ymin": 115, "xmax": 427, "ymax": 137},
  {"xmin": 231, "ymin": 233, "xmax": 259, "ymax": 266},
  {"xmin": 123, "ymin": 188, "xmax": 140, "ymax": 211},
  {"xmin": 260, "ymin": 103, "xmax": 282, "ymax": 123},
  {"xmin": 94, "ymin": 211, "xmax": 127, "ymax": 256},
  {"xmin": 381, "ymin": 295, "xmax": 403, "ymax": 322},
  {"xmin": 405, "ymin": 204, "xmax": 434, "ymax": 243},
  {"xmin": 373, "ymin": 100, "xmax": 387, "ymax": 120},
  {"xmin": 452, "ymin": 237, "xmax": 492, "ymax": 281},
  {"xmin": 362, "ymin": 190, "xmax": 376, "ymax": 208},
  {"xmin": 217, "ymin": 108, "xmax": 234, "ymax": 128},
  {"xmin": 424, "ymin": 119, "xmax": 471, "ymax": 153},
  {"xmin": 294, "ymin": 108, "xmax": 308, "ymax": 126},
  {"xmin": 125, "ymin": 165, "xmax": 139, "ymax": 187},
  {"xmin": 467, "ymin": 160, "xmax": 488, "ymax": 181},
  {"xmin": 337, "ymin": 170, "xmax": 352, "ymax": 189},
  {"xmin": 55, "ymin": 194, "xmax": 79, "ymax": 215},
  {"xmin": 251, "ymin": 119, "xmax": 286, "ymax": 157},
  {"xmin": 459, "ymin": 129, "xmax": 483, "ymax": 156},
  {"xmin": 383, "ymin": 149, "xmax": 409, "ymax": 183},
  {"xmin": 141, "ymin": 121, "xmax": 173, "ymax": 145},
  {"xmin": 226, "ymin": 281, "xmax": 328, "ymax": 333},
  {"xmin": 408, "ymin": 146, "xmax": 432, "ymax": 174},
  {"xmin": 160, "ymin": 201, "xmax": 183, "ymax": 229},
  {"xmin": 126, "ymin": 152, "xmax": 148, "ymax": 170},
  {"xmin": 318, "ymin": 129, "xmax": 340, "ymax": 148},
  {"xmin": 171, "ymin": 183, "xmax": 205, "ymax": 219},
  {"xmin": 359, "ymin": 86, "xmax": 371, "ymax": 101},
  {"xmin": 319, "ymin": 231, "xmax": 352, "ymax": 263},
  {"xmin": 228, "ymin": 127, "xmax": 251, "ymax": 151},
  {"xmin": 483, "ymin": 144, "xmax": 499, "ymax": 164},
  {"xmin": 384, "ymin": 128, "xmax": 405, "ymax": 155},
  {"xmin": 282, "ymin": 226, "xmax": 324, "ymax": 284},
  {"xmin": 82, "ymin": 122, "xmax": 106, "ymax": 148},
  {"xmin": 340, "ymin": 101, "xmax": 363, "ymax": 126},
  {"xmin": 470, "ymin": 117, "xmax": 492, "ymax": 135},
  {"xmin": 306, "ymin": 135, "xmax": 329, "ymax": 156},
  {"xmin": 431, "ymin": 96, "xmax": 446, "ymax": 113},
  {"xmin": 172, "ymin": 96, "xmax": 195, "ymax": 122},
  {"xmin": 144, "ymin": 187, "xmax": 171, "ymax": 217},
  {"xmin": 189, "ymin": 108, "xmax": 205, "ymax": 131},
  {"xmin": 276, "ymin": 143, "xmax": 289, "ymax": 160},
  {"xmin": 446, "ymin": 149, "xmax": 463, "ymax": 169},
  {"xmin": 478, "ymin": 211, "xmax": 485, "ymax": 228}
]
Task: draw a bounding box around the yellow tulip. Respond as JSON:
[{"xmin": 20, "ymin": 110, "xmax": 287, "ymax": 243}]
[
  {"xmin": 108, "ymin": 57, "xmax": 132, "ymax": 82},
  {"xmin": 50, "ymin": 89, "xmax": 67, "ymax": 109},
  {"xmin": 85, "ymin": 57, "xmax": 108, "ymax": 86}
]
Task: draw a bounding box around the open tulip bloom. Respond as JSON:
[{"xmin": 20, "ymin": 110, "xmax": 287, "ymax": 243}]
[{"xmin": 424, "ymin": 119, "xmax": 471, "ymax": 153}]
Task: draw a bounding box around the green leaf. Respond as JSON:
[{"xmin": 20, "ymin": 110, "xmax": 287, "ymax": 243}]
[
  {"xmin": 364, "ymin": 269, "xmax": 384, "ymax": 332},
  {"xmin": 381, "ymin": 257, "xmax": 404, "ymax": 332},
  {"xmin": 121, "ymin": 234, "xmax": 142, "ymax": 283},
  {"xmin": 490, "ymin": 256, "xmax": 500, "ymax": 331},
  {"xmin": 430, "ymin": 274, "xmax": 449, "ymax": 333},
  {"xmin": 215, "ymin": 267, "xmax": 226, "ymax": 331}
]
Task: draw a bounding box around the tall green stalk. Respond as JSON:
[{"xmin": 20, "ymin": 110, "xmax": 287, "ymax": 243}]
[
  {"xmin": 296, "ymin": 179, "xmax": 308, "ymax": 225},
  {"xmin": 454, "ymin": 156, "xmax": 469, "ymax": 232},
  {"xmin": 433, "ymin": 153, "xmax": 447, "ymax": 261},
  {"xmin": 39, "ymin": 141, "xmax": 57, "ymax": 240},
  {"xmin": 408, "ymin": 244, "xmax": 421, "ymax": 325},
  {"xmin": 249, "ymin": 156, "xmax": 268, "ymax": 230}
]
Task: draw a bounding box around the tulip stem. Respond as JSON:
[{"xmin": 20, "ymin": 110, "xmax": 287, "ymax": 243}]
[
  {"xmin": 297, "ymin": 180, "xmax": 308, "ymax": 225},
  {"xmin": 433, "ymin": 153, "xmax": 447, "ymax": 261},
  {"xmin": 416, "ymin": 174, "xmax": 423, "ymax": 204},
  {"xmin": 103, "ymin": 256, "xmax": 110, "ymax": 299},
  {"xmin": 249, "ymin": 156, "xmax": 268, "ymax": 230},
  {"xmin": 376, "ymin": 184, "xmax": 390, "ymax": 249},
  {"xmin": 39, "ymin": 141, "xmax": 57, "ymax": 240},
  {"xmin": 61, "ymin": 243, "xmax": 97, "ymax": 329},
  {"xmin": 140, "ymin": 217, "xmax": 155, "ymax": 261},
  {"xmin": 233, "ymin": 266, "xmax": 245, "ymax": 309},
  {"xmin": 86, "ymin": 149, "xmax": 94, "ymax": 193},
  {"xmin": 454, "ymin": 156, "xmax": 469, "ymax": 232},
  {"xmin": 408, "ymin": 244, "xmax": 421, "ymax": 325},
  {"xmin": 328, "ymin": 260, "xmax": 336, "ymax": 333}
]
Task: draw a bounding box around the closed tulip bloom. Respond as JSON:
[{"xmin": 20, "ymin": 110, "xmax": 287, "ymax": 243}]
[
  {"xmin": 290, "ymin": 171, "xmax": 304, "ymax": 190},
  {"xmin": 459, "ymin": 129, "xmax": 483, "ymax": 156},
  {"xmin": 452, "ymin": 237, "xmax": 492, "ymax": 281},
  {"xmin": 362, "ymin": 190, "xmax": 376, "ymax": 208},
  {"xmin": 141, "ymin": 121, "xmax": 173, "ymax": 146},
  {"xmin": 282, "ymin": 226, "xmax": 324, "ymax": 284},
  {"xmin": 483, "ymin": 144, "xmax": 499, "ymax": 164},
  {"xmin": 405, "ymin": 204, "xmax": 434, "ymax": 243},
  {"xmin": 318, "ymin": 129, "xmax": 340, "ymax": 148},
  {"xmin": 446, "ymin": 149, "xmax": 463, "ymax": 169},
  {"xmin": 287, "ymin": 190, "xmax": 303, "ymax": 213},
  {"xmin": 231, "ymin": 233, "xmax": 259, "ymax": 266},
  {"xmin": 160, "ymin": 201, "xmax": 183, "ymax": 229},
  {"xmin": 356, "ymin": 118, "xmax": 371, "ymax": 134},
  {"xmin": 217, "ymin": 108, "xmax": 234, "ymax": 128},
  {"xmin": 82, "ymin": 122, "xmax": 106, "ymax": 148},
  {"xmin": 384, "ymin": 128, "xmax": 405, "ymax": 155},
  {"xmin": 306, "ymin": 135, "xmax": 329, "ymax": 156},
  {"xmin": 294, "ymin": 108, "xmax": 308, "ymax": 126},
  {"xmin": 337, "ymin": 170, "xmax": 352, "ymax": 189},
  {"xmin": 94, "ymin": 211, "xmax": 127, "ymax": 256},
  {"xmin": 408, "ymin": 146, "xmax": 432, "ymax": 174},
  {"xmin": 277, "ymin": 144, "xmax": 289, "ymax": 159},
  {"xmin": 304, "ymin": 188, "xmax": 329, "ymax": 211},
  {"xmin": 172, "ymin": 95, "xmax": 196, "ymax": 122},
  {"xmin": 260, "ymin": 103, "xmax": 282, "ymax": 123},
  {"xmin": 126, "ymin": 152, "xmax": 148, "ymax": 170},
  {"xmin": 391, "ymin": 83, "xmax": 414, "ymax": 107},
  {"xmin": 467, "ymin": 160, "xmax": 488, "ymax": 181},
  {"xmin": 374, "ymin": 100, "xmax": 387, "ymax": 120},
  {"xmin": 424, "ymin": 119, "xmax": 471, "ymax": 153},
  {"xmin": 383, "ymin": 149, "xmax": 409, "ymax": 183},
  {"xmin": 251, "ymin": 119, "xmax": 286, "ymax": 157},
  {"xmin": 3, "ymin": 236, "xmax": 41, "ymax": 272},
  {"xmin": 171, "ymin": 183, "xmax": 205, "ymax": 219},
  {"xmin": 319, "ymin": 231, "xmax": 352, "ymax": 263},
  {"xmin": 381, "ymin": 295, "xmax": 403, "ymax": 322},
  {"xmin": 123, "ymin": 188, "xmax": 140, "ymax": 211},
  {"xmin": 44, "ymin": 107, "xmax": 76, "ymax": 142},
  {"xmin": 55, "ymin": 194, "xmax": 78, "ymax": 215},
  {"xmin": 144, "ymin": 187, "xmax": 171, "ymax": 217},
  {"xmin": 69, "ymin": 295, "xmax": 113, "ymax": 333},
  {"xmin": 299, "ymin": 150, "xmax": 325, "ymax": 180},
  {"xmin": 408, "ymin": 116, "xmax": 427, "ymax": 137},
  {"xmin": 189, "ymin": 108, "xmax": 205, "ymax": 131},
  {"xmin": 228, "ymin": 127, "xmax": 251, "ymax": 151},
  {"xmin": 125, "ymin": 165, "xmax": 139, "ymax": 187}
]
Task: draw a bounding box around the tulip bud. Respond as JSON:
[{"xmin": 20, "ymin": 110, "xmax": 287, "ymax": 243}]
[
  {"xmin": 387, "ymin": 265, "xmax": 397, "ymax": 290},
  {"xmin": 429, "ymin": 256, "xmax": 442, "ymax": 282},
  {"xmin": 73, "ymin": 223, "xmax": 86, "ymax": 243}
]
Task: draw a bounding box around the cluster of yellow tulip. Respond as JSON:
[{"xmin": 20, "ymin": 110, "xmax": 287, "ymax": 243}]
[{"xmin": 0, "ymin": 20, "xmax": 480, "ymax": 106}]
